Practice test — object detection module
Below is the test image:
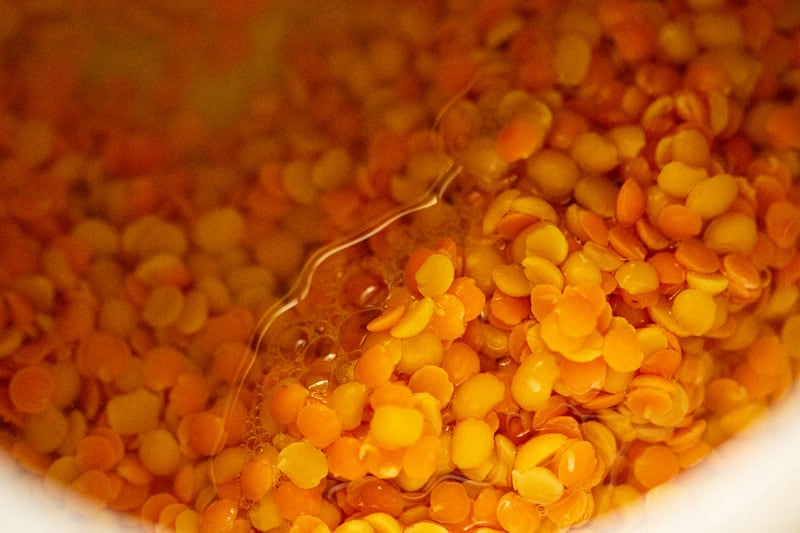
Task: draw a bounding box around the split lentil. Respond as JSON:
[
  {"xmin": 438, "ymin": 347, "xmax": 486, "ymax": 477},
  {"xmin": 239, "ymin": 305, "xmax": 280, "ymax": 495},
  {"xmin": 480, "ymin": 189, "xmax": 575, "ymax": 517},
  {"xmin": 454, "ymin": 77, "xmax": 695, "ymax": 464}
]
[{"xmin": 1, "ymin": 0, "xmax": 800, "ymax": 532}]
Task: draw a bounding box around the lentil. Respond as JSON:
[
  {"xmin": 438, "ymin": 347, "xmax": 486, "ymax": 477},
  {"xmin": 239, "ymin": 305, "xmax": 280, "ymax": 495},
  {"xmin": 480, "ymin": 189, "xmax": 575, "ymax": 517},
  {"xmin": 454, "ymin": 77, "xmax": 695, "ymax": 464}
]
[
  {"xmin": 1, "ymin": 1, "xmax": 799, "ymax": 533},
  {"xmin": 277, "ymin": 441, "xmax": 329, "ymax": 490},
  {"xmin": 451, "ymin": 418, "xmax": 495, "ymax": 470},
  {"xmin": 370, "ymin": 405, "xmax": 424, "ymax": 450}
]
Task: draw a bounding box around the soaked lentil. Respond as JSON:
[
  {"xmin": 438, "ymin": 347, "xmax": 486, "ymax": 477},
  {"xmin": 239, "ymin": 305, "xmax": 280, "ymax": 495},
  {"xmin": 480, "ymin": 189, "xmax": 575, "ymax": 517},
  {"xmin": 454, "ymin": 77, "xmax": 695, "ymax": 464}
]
[{"xmin": 1, "ymin": 1, "xmax": 799, "ymax": 532}]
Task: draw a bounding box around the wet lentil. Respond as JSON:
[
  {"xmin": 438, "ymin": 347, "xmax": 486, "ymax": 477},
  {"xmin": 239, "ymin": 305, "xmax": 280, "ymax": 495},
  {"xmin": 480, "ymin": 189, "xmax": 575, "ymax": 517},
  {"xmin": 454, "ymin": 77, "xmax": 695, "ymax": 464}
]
[{"xmin": 1, "ymin": 1, "xmax": 799, "ymax": 533}]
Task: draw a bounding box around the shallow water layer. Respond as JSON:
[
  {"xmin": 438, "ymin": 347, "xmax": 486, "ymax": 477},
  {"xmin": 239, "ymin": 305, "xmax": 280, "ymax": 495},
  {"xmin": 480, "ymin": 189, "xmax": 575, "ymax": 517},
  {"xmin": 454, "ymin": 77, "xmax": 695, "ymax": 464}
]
[{"xmin": 0, "ymin": 1, "xmax": 799, "ymax": 532}]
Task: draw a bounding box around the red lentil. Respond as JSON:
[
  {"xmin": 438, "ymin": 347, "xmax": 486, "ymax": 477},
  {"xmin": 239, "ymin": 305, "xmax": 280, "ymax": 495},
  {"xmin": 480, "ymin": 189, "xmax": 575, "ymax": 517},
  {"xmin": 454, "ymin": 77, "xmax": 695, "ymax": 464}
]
[{"xmin": 0, "ymin": 1, "xmax": 798, "ymax": 533}]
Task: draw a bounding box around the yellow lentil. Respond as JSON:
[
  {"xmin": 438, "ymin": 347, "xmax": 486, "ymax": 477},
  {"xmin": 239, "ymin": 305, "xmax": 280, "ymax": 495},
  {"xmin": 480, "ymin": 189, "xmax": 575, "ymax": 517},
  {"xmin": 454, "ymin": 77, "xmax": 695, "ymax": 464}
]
[
  {"xmin": 671, "ymin": 288, "xmax": 718, "ymax": 337},
  {"xmin": 370, "ymin": 405, "xmax": 424, "ymax": 450},
  {"xmin": 703, "ymin": 212, "xmax": 758, "ymax": 255},
  {"xmin": 525, "ymin": 223, "xmax": 569, "ymax": 265},
  {"xmin": 656, "ymin": 162, "xmax": 708, "ymax": 198},
  {"xmin": 390, "ymin": 299, "xmax": 435, "ymax": 340},
  {"xmin": 106, "ymin": 388, "xmax": 163, "ymax": 435},
  {"xmin": 554, "ymin": 33, "xmax": 592, "ymax": 87},
  {"xmin": 574, "ymin": 176, "xmax": 620, "ymax": 218},
  {"xmin": 685, "ymin": 173, "xmax": 738, "ymax": 219},
  {"xmin": 363, "ymin": 512, "xmax": 402, "ymax": 533},
  {"xmin": 450, "ymin": 373, "xmax": 505, "ymax": 420},
  {"xmin": 277, "ymin": 441, "xmax": 328, "ymax": 490},
  {"xmin": 414, "ymin": 254, "xmax": 455, "ymax": 298},
  {"xmin": 192, "ymin": 208, "xmax": 246, "ymax": 254},
  {"xmin": 512, "ymin": 465, "xmax": 564, "ymax": 505},
  {"xmin": 331, "ymin": 382, "xmax": 369, "ymax": 431},
  {"xmin": 451, "ymin": 418, "xmax": 495, "ymax": 470},
  {"xmin": 614, "ymin": 260, "xmax": 660, "ymax": 295},
  {"xmin": 511, "ymin": 353, "xmax": 559, "ymax": 411},
  {"xmin": 139, "ymin": 429, "xmax": 182, "ymax": 477},
  {"xmin": 142, "ymin": 284, "xmax": 185, "ymax": 328},
  {"xmin": 525, "ymin": 149, "xmax": 580, "ymax": 202},
  {"xmin": 22, "ymin": 405, "xmax": 69, "ymax": 454}
]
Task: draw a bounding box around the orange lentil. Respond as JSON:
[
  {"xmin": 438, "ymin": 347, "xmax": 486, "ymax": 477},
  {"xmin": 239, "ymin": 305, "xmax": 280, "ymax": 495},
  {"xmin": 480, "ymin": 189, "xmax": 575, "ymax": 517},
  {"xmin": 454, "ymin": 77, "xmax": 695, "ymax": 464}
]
[
  {"xmin": 116, "ymin": 453, "xmax": 153, "ymax": 486},
  {"xmin": 576, "ymin": 209, "xmax": 610, "ymax": 246},
  {"xmin": 408, "ymin": 365, "xmax": 454, "ymax": 406},
  {"xmin": 296, "ymin": 403, "xmax": 342, "ymax": 449},
  {"xmin": 360, "ymin": 440, "xmax": 405, "ymax": 481},
  {"xmin": 603, "ymin": 327, "xmax": 644, "ymax": 372},
  {"xmin": 657, "ymin": 203, "xmax": 703, "ymax": 241},
  {"xmin": 140, "ymin": 428, "xmax": 182, "ymax": 477},
  {"xmin": 471, "ymin": 487, "xmax": 503, "ymax": 528},
  {"xmin": 441, "ymin": 341, "xmax": 481, "ymax": 385},
  {"xmin": 76, "ymin": 433, "xmax": 120, "ymax": 472},
  {"xmin": 511, "ymin": 353, "xmax": 559, "ymax": 411},
  {"xmin": 402, "ymin": 434, "xmax": 440, "ymax": 481},
  {"xmin": 199, "ymin": 498, "xmax": 238, "ymax": 533},
  {"xmin": 607, "ymin": 226, "xmax": 647, "ymax": 260},
  {"xmin": 429, "ymin": 293, "xmax": 467, "ymax": 341},
  {"xmin": 674, "ymin": 239, "xmax": 721, "ymax": 273},
  {"xmin": 75, "ymin": 330, "xmax": 132, "ymax": 383},
  {"xmin": 355, "ymin": 344, "xmax": 397, "ymax": 388},
  {"xmin": 8, "ymin": 364, "xmax": 55, "ymax": 415},
  {"xmin": 556, "ymin": 440, "xmax": 598, "ymax": 487},
  {"xmin": 548, "ymin": 108, "xmax": 590, "ymax": 150},
  {"xmin": 11, "ymin": 439, "xmax": 51, "ymax": 474},
  {"xmin": 275, "ymin": 481, "xmax": 323, "ymax": 522},
  {"xmin": 169, "ymin": 372, "xmax": 212, "ymax": 417},
  {"xmin": 488, "ymin": 290, "xmax": 530, "ymax": 328},
  {"xmin": 631, "ymin": 445, "xmax": 680, "ymax": 489},
  {"xmin": 615, "ymin": 178, "xmax": 645, "ymax": 227},
  {"xmin": 172, "ymin": 463, "xmax": 195, "ymax": 504},
  {"xmin": 369, "ymin": 382, "xmax": 415, "ymax": 409},
  {"xmin": 764, "ymin": 200, "xmax": 800, "ymax": 249},
  {"xmin": 703, "ymin": 212, "xmax": 759, "ymax": 255},
  {"xmin": 141, "ymin": 346, "xmax": 186, "ymax": 392},
  {"xmin": 428, "ymin": 481, "xmax": 472, "ymax": 524},
  {"xmin": 71, "ymin": 469, "xmax": 121, "ymax": 505},
  {"xmin": 185, "ymin": 411, "xmax": 227, "ymax": 457},
  {"xmin": 496, "ymin": 492, "xmax": 542, "ymax": 533},
  {"xmin": 496, "ymin": 212, "xmax": 540, "ymax": 240},
  {"xmin": 394, "ymin": 330, "xmax": 443, "ymax": 375},
  {"xmin": 560, "ymin": 357, "xmax": 607, "ymax": 395},
  {"xmin": 641, "ymin": 348, "xmax": 682, "ymax": 379},
  {"xmin": 327, "ymin": 436, "xmax": 368, "ymax": 481},
  {"xmin": 159, "ymin": 503, "xmax": 190, "ymax": 529},
  {"xmin": 615, "ymin": 260, "xmax": 659, "ymax": 296},
  {"xmin": 269, "ymin": 382, "xmax": 310, "ymax": 425},
  {"xmin": 647, "ymin": 252, "xmax": 686, "ymax": 286},
  {"xmin": 366, "ymin": 304, "xmax": 405, "ymax": 333},
  {"xmin": 529, "ymin": 283, "xmax": 561, "ymax": 323},
  {"xmin": 403, "ymin": 248, "xmax": 435, "ymax": 296},
  {"xmin": 390, "ymin": 298, "xmax": 435, "ymax": 339},
  {"xmin": 415, "ymin": 254, "xmax": 456, "ymax": 298},
  {"xmin": 141, "ymin": 493, "xmax": 181, "ymax": 525},
  {"xmin": 290, "ymin": 515, "xmax": 330, "ymax": 533},
  {"xmin": 110, "ymin": 480, "xmax": 150, "ymax": 512},
  {"xmin": 764, "ymin": 104, "xmax": 800, "ymax": 149},
  {"xmin": 705, "ymin": 378, "xmax": 749, "ymax": 415},
  {"xmin": 210, "ymin": 342, "xmax": 253, "ymax": 384},
  {"xmin": 496, "ymin": 118, "xmax": 547, "ymax": 162}
]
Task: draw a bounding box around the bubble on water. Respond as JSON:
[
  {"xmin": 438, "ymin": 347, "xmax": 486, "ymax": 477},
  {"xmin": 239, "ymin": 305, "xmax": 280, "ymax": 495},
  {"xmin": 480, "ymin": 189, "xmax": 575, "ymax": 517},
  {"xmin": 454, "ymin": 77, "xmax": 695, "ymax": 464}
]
[{"xmin": 239, "ymin": 164, "xmax": 466, "ymax": 447}]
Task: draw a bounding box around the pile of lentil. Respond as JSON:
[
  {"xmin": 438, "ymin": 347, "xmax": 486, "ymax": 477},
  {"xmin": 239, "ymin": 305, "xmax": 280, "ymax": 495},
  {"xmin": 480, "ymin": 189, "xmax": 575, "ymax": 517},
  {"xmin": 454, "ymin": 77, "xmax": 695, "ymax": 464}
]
[{"xmin": 1, "ymin": 0, "xmax": 800, "ymax": 531}]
